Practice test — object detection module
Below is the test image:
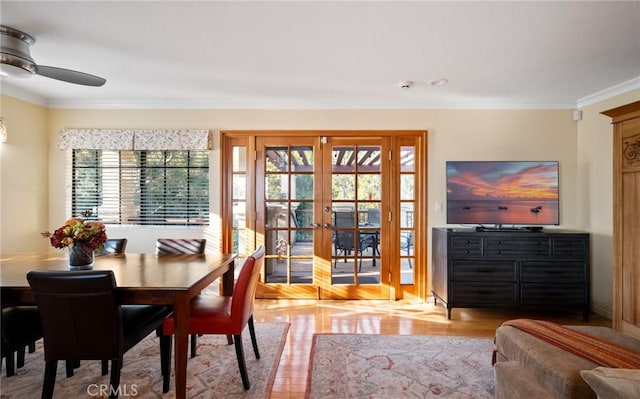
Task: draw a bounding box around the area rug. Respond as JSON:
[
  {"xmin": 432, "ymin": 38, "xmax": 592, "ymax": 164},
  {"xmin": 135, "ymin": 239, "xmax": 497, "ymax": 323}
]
[
  {"xmin": 1, "ymin": 322, "xmax": 289, "ymax": 399},
  {"xmin": 305, "ymin": 334, "xmax": 494, "ymax": 399}
]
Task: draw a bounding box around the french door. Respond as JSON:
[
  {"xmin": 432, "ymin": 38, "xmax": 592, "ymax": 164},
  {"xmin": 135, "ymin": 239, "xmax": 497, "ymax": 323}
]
[
  {"xmin": 319, "ymin": 137, "xmax": 389, "ymax": 298},
  {"xmin": 221, "ymin": 131, "xmax": 426, "ymax": 300}
]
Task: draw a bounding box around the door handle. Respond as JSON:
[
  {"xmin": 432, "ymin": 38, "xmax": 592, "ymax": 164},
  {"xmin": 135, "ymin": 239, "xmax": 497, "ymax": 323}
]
[
  {"xmin": 324, "ymin": 223, "xmax": 332, "ymax": 228},
  {"xmin": 313, "ymin": 223, "xmax": 322, "ymax": 229}
]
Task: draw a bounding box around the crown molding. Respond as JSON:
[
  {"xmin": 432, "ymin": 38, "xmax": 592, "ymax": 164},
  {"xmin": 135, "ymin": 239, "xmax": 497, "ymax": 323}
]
[
  {"xmin": 577, "ymin": 76, "xmax": 640, "ymax": 109},
  {"xmin": 44, "ymin": 98, "xmax": 576, "ymax": 110},
  {"xmin": 3, "ymin": 78, "xmax": 638, "ymax": 111}
]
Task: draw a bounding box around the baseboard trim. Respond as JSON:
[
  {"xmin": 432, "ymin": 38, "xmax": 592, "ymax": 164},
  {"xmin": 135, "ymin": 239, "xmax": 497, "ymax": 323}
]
[{"xmin": 590, "ymin": 304, "xmax": 612, "ymax": 320}]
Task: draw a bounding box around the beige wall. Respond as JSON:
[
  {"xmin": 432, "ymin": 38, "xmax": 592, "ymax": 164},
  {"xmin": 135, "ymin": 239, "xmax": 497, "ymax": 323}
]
[
  {"xmin": 0, "ymin": 96, "xmax": 50, "ymax": 253},
  {"xmin": 3, "ymin": 91, "xmax": 639, "ymax": 317}
]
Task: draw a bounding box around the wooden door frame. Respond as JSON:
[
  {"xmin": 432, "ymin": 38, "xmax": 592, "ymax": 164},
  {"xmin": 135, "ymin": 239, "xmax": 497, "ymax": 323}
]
[{"xmin": 220, "ymin": 130, "xmax": 428, "ymax": 301}]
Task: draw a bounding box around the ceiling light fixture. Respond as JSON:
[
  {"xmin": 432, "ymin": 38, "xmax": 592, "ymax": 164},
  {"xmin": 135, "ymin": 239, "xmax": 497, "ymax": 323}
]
[
  {"xmin": 0, "ymin": 25, "xmax": 106, "ymax": 86},
  {"xmin": 430, "ymin": 78, "xmax": 448, "ymax": 86},
  {"xmin": 398, "ymin": 81, "xmax": 413, "ymax": 89}
]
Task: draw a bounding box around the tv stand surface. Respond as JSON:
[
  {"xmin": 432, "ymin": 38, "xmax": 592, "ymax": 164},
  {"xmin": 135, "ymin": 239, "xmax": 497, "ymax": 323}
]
[
  {"xmin": 475, "ymin": 225, "xmax": 543, "ymax": 232},
  {"xmin": 431, "ymin": 227, "xmax": 589, "ymax": 321}
]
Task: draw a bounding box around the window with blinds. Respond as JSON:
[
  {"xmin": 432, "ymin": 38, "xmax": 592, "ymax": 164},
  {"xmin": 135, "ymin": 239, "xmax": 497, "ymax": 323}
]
[{"xmin": 71, "ymin": 150, "xmax": 209, "ymax": 225}]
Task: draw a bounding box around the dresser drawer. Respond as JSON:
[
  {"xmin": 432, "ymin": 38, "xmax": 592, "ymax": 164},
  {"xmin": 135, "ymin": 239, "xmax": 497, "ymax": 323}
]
[
  {"xmin": 552, "ymin": 237, "xmax": 587, "ymax": 258},
  {"xmin": 450, "ymin": 236, "xmax": 483, "ymax": 258},
  {"xmin": 520, "ymin": 262, "xmax": 586, "ymax": 283},
  {"xmin": 485, "ymin": 237, "xmax": 550, "ymax": 258},
  {"xmin": 520, "ymin": 284, "xmax": 586, "ymax": 305},
  {"xmin": 450, "ymin": 261, "xmax": 516, "ymax": 282},
  {"xmin": 451, "ymin": 283, "xmax": 518, "ymax": 305}
]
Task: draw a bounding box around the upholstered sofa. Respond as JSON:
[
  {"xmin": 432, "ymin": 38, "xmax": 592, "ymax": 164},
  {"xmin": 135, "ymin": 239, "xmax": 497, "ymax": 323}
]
[{"xmin": 493, "ymin": 324, "xmax": 640, "ymax": 399}]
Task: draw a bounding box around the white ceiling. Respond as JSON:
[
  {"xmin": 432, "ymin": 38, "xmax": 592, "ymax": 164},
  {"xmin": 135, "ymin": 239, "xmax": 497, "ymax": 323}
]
[{"xmin": 1, "ymin": 1, "xmax": 639, "ymax": 110}]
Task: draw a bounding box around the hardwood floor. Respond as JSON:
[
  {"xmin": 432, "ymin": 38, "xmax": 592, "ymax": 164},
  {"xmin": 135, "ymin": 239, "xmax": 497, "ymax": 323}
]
[{"xmin": 255, "ymin": 298, "xmax": 611, "ymax": 399}]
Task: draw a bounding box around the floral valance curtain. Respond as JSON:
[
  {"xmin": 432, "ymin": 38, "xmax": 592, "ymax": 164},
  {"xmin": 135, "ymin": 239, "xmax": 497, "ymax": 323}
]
[
  {"xmin": 133, "ymin": 129, "xmax": 211, "ymax": 150},
  {"xmin": 58, "ymin": 129, "xmax": 212, "ymax": 150},
  {"xmin": 58, "ymin": 129, "xmax": 134, "ymax": 150}
]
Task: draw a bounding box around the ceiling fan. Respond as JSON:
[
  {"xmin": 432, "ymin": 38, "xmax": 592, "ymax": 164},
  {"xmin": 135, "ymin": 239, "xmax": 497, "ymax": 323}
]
[{"xmin": 0, "ymin": 25, "xmax": 106, "ymax": 87}]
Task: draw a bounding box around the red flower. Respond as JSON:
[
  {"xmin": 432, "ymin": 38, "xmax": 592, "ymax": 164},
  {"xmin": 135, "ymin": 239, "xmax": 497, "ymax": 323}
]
[{"xmin": 42, "ymin": 218, "xmax": 108, "ymax": 250}]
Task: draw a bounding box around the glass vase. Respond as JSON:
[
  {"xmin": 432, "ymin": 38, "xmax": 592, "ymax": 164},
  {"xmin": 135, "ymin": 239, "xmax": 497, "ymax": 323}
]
[{"xmin": 68, "ymin": 242, "xmax": 94, "ymax": 270}]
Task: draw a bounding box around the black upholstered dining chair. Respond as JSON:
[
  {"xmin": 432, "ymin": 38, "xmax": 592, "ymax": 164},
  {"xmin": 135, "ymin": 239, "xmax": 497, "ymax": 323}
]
[
  {"xmin": 27, "ymin": 270, "xmax": 172, "ymax": 399},
  {"xmin": 1, "ymin": 305, "xmax": 43, "ymax": 377},
  {"xmin": 61, "ymin": 238, "xmax": 128, "ymax": 377},
  {"xmin": 155, "ymin": 238, "xmax": 206, "ymax": 254},
  {"xmin": 96, "ymin": 238, "xmax": 128, "ymax": 255}
]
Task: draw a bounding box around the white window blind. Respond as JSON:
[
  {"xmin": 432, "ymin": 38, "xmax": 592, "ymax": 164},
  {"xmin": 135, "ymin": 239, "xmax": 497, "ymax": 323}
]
[{"xmin": 70, "ymin": 149, "xmax": 209, "ymax": 226}]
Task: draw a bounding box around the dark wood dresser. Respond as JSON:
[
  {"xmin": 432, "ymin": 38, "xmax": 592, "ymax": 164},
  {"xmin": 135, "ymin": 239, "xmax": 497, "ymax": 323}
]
[{"xmin": 432, "ymin": 227, "xmax": 589, "ymax": 320}]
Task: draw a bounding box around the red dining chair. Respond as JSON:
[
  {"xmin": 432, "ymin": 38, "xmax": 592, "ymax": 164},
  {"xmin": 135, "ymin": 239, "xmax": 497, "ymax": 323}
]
[
  {"xmin": 162, "ymin": 246, "xmax": 266, "ymax": 390},
  {"xmin": 155, "ymin": 238, "xmax": 206, "ymax": 357}
]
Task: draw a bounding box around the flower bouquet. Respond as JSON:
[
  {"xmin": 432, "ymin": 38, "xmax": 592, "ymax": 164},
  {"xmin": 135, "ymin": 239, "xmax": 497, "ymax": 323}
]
[{"xmin": 42, "ymin": 218, "xmax": 107, "ymax": 269}]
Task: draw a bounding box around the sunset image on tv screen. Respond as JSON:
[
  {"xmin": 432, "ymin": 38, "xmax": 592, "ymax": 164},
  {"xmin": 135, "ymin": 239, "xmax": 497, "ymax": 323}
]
[{"xmin": 447, "ymin": 161, "xmax": 559, "ymax": 225}]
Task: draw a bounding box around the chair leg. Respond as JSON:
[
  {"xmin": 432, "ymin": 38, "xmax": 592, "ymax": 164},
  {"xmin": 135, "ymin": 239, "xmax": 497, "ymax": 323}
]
[
  {"xmin": 227, "ymin": 334, "xmax": 234, "ymax": 345},
  {"xmin": 65, "ymin": 360, "xmax": 74, "ymax": 377},
  {"xmin": 248, "ymin": 315, "xmax": 260, "ymax": 359},
  {"xmin": 16, "ymin": 347, "xmax": 25, "ymax": 368},
  {"xmin": 101, "ymin": 359, "xmax": 109, "ymax": 376},
  {"xmin": 42, "ymin": 360, "xmax": 57, "ymax": 399},
  {"xmin": 5, "ymin": 352, "xmax": 16, "ymax": 377},
  {"xmin": 28, "ymin": 341, "xmax": 36, "ymax": 353},
  {"xmin": 109, "ymin": 358, "xmax": 122, "ymax": 399},
  {"xmin": 233, "ymin": 333, "xmax": 250, "ymax": 390},
  {"xmin": 190, "ymin": 334, "xmax": 197, "ymax": 358},
  {"xmin": 160, "ymin": 333, "xmax": 172, "ymax": 393}
]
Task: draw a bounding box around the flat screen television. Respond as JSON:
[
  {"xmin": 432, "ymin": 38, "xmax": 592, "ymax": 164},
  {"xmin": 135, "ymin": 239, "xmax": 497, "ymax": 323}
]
[{"xmin": 446, "ymin": 161, "xmax": 559, "ymax": 227}]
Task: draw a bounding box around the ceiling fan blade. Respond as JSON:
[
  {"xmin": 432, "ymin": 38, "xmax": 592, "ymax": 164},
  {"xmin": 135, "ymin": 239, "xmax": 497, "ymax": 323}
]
[{"xmin": 35, "ymin": 65, "xmax": 106, "ymax": 87}]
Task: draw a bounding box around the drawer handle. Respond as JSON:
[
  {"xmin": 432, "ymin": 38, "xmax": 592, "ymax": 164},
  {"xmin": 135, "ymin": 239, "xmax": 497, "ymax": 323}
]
[
  {"xmin": 546, "ymin": 271, "xmax": 564, "ymax": 275},
  {"xmin": 465, "ymin": 250, "xmax": 470, "ymax": 254},
  {"xmin": 477, "ymin": 269, "xmax": 494, "ymax": 273},
  {"xmin": 496, "ymin": 250, "xmax": 502, "ymax": 255},
  {"xmin": 465, "ymin": 240, "xmax": 470, "ymax": 244}
]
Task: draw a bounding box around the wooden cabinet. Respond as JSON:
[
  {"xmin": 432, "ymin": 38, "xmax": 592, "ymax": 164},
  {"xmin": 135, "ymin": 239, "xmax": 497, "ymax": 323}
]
[
  {"xmin": 602, "ymin": 101, "xmax": 640, "ymax": 339},
  {"xmin": 432, "ymin": 227, "xmax": 589, "ymax": 320}
]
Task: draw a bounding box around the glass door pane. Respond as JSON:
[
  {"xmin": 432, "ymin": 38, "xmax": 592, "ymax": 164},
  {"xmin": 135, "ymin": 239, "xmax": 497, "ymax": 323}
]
[
  {"xmin": 263, "ymin": 145, "xmax": 315, "ymax": 285},
  {"xmin": 400, "ymin": 145, "xmax": 416, "ymax": 284},
  {"xmin": 231, "ymin": 146, "xmax": 248, "ymax": 259},
  {"xmin": 331, "ymin": 145, "xmax": 381, "ymax": 285}
]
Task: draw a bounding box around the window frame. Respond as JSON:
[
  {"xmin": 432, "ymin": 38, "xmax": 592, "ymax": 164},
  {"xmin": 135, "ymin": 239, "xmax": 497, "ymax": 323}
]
[{"xmin": 70, "ymin": 149, "xmax": 210, "ymax": 226}]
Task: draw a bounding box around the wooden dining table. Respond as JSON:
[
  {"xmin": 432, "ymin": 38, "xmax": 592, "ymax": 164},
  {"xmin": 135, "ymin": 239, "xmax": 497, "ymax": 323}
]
[{"xmin": 0, "ymin": 252, "xmax": 237, "ymax": 399}]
